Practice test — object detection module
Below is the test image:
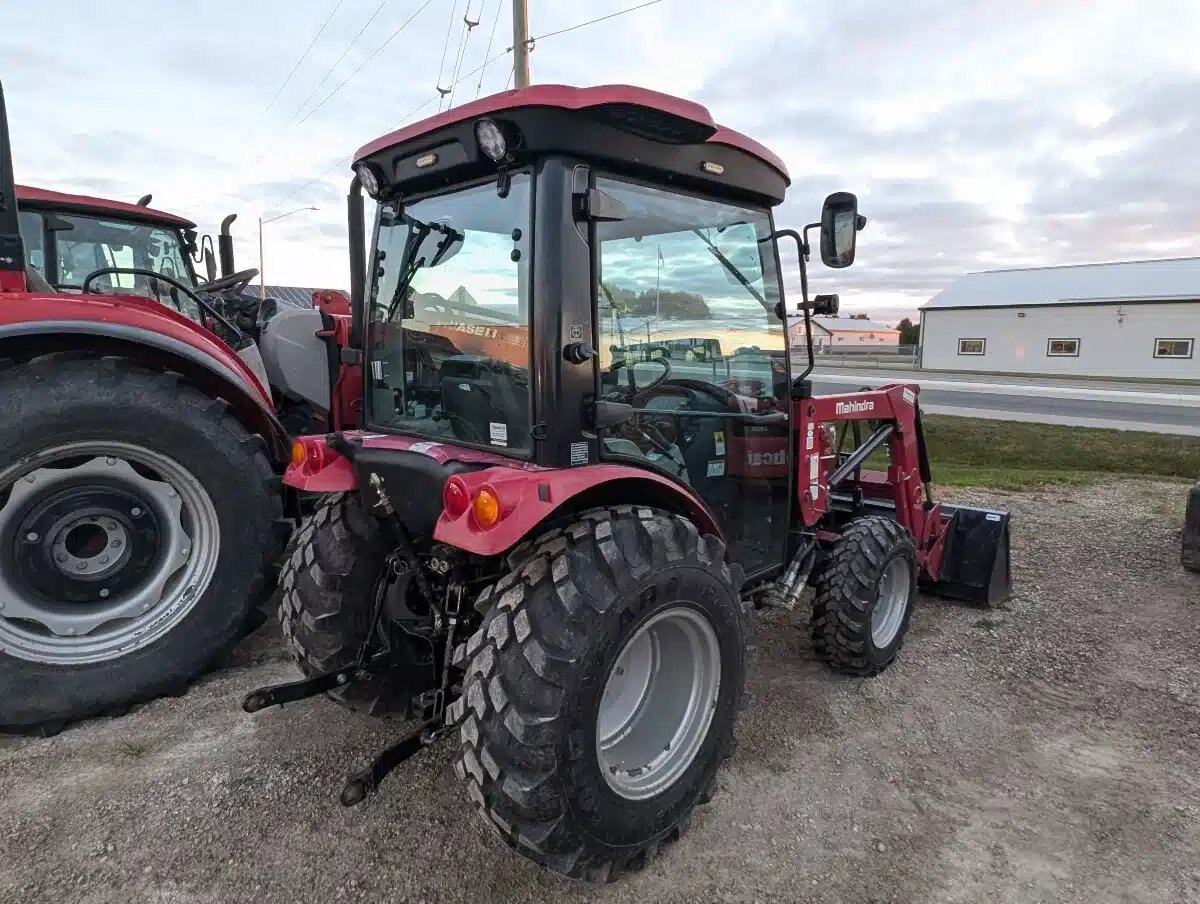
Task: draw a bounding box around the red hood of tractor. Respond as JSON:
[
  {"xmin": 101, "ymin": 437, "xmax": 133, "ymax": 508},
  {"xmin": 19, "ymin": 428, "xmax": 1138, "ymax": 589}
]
[{"xmin": 0, "ymin": 291, "xmax": 271, "ymax": 404}]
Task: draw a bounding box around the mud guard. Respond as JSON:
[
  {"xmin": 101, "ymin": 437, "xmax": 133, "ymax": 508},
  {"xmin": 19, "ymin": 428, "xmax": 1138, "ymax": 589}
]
[{"xmin": 283, "ymin": 436, "xmax": 720, "ymax": 558}]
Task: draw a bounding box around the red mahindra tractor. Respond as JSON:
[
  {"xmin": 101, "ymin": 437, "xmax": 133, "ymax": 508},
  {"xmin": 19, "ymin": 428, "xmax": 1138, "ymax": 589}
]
[
  {"xmin": 0, "ymin": 80, "xmax": 361, "ymax": 730},
  {"xmin": 243, "ymin": 84, "xmax": 1012, "ymax": 881}
]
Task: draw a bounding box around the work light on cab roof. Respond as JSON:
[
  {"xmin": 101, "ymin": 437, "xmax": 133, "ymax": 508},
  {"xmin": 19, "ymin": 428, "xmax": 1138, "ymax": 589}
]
[{"xmin": 474, "ymin": 118, "xmax": 507, "ymax": 162}]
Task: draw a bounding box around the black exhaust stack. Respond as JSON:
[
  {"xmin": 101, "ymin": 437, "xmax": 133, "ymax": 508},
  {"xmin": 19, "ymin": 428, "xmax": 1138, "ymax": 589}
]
[
  {"xmin": 218, "ymin": 214, "xmax": 238, "ymax": 278},
  {"xmin": 0, "ymin": 79, "xmax": 26, "ymax": 287}
]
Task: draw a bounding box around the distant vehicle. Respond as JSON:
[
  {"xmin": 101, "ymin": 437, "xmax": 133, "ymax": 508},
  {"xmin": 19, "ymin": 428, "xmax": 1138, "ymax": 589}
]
[
  {"xmin": 666, "ymin": 337, "xmax": 723, "ymax": 361},
  {"xmin": 621, "ymin": 337, "xmax": 724, "ymax": 362}
]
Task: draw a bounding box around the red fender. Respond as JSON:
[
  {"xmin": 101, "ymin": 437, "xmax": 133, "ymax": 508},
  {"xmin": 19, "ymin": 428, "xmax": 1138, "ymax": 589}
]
[
  {"xmin": 434, "ymin": 464, "xmax": 720, "ymax": 557},
  {"xmin": 0, "ymin": 291, "xmax": 272, "ymax": 404},
  {"xmin": 283, "ymin": 434, "xmax": 720, "ymax": 557},
  {"xmin": 0, "ymin": 292, "xmax": 291, "ymax": 463}
]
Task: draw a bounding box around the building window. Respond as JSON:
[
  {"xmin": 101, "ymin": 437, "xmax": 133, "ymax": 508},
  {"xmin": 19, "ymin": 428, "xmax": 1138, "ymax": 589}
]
[
  {"xmin": 958, "ymin": 338, "xmax": 986, "ymax": 355},
  {"xmin": 1047, "ymin": 338, "xmax": 1080, "ymax": 357},
  {"xmin": 1154, "ymin": 338, "xmax": 1194, "ymax": 359}
]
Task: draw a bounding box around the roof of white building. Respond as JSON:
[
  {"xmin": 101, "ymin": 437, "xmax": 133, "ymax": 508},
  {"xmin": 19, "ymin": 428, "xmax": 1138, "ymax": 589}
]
[
  {"xmin": 922, "ymin": 257, "xmax": 1200, "ymax": 311},
  {"xmin": 813, "ymin": 317, "xmax": 898, "ymax": 332}
]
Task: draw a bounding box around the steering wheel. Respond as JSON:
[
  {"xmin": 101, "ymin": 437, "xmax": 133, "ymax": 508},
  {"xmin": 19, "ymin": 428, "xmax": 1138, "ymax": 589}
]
[
  {"xmin": 82, "ymin": 267, "xmax": 245, "ymax": 343},
  {"xmin": 196, "ymin": 267, "xmax": 259, "ymax": 296},
  {"xmin": 611, "ymin": 354, "xmax": 672, "ymax": 397}
]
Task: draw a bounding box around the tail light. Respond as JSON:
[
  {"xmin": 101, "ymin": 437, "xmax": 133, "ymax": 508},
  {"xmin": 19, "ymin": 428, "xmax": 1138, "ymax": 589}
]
[
  {"xmin": 291, "ymin": 437, "xmax": 328, "ymax": 470},
  {"xmin": 443, "ymin": 477, "xmax": 471, "ymax": 518}
]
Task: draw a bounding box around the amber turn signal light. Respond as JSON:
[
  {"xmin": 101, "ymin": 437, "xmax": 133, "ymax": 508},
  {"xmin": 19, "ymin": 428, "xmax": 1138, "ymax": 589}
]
[{"xmin": 472, "ymin": 486, "xmax": 502, "ymax": 529}]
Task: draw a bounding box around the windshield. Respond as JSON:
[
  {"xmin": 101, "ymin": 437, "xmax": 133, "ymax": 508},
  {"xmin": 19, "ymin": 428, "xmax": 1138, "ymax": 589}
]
[
  {"xmin": 595, "ymin": 178, "xmax": 786, "ymax": 403},
  {"xmin": 22, "ymin": 211, "xmax": 199, "ymax": 319},
  {"xmin": 366, "ymin": 174, "xmax": 532, "ymax": 452}
]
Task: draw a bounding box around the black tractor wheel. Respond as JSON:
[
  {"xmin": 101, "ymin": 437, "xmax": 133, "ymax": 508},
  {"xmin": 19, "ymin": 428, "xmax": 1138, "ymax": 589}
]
[
  {"xmin": 277, "ymin": 492, "xmax": 433, "ymax": 718},
  {"xmin": 447, "ymin": 506, "xmax": 748, "ymax": 882},
  {"xmin": 0, "ymin": 354, "xmax": 283, "ymax": 729},
  {"xmin": 810, "ymin": 515, "xmax": 917, "ymax": 676}
]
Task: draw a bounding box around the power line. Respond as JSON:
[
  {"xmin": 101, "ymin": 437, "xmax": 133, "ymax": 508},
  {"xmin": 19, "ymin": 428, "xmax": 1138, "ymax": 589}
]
[
  {"xmin": 283, "ymin": 0, "xmax": 393, "ymax": 132},
  {"xmin": 299, "ymin": 0, "xmax": 440, "ymax": 125},
  {"xmin": 476, "ymin": 0, "xmax": 504, "ymax": 99},
  {"xmin": 434, "ymin": 0, "xmax": 461, "ymax": 110},
  {"xmin": 532, "ymin": 0, "xmax": 665, "ymax": 42},
  {"xmin": 241, "ymin": 0, "xmax": 347, "ymax": 141},
  {"xmin": 446, "ymin": 2, "xmax": 481, "ymax": 109},
  {"xmin": 266, "ymin": 0, "xmax": 669, "ymax": 210}
]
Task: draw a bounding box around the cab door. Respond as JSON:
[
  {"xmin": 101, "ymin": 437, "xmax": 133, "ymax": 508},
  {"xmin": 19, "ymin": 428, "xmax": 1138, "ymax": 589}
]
[{"xmin": 592, "ymin": 175, "xmax": 790, "ymax": 578}]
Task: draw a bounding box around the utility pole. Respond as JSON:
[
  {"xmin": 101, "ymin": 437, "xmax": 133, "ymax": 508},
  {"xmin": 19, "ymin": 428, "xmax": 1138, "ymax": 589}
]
[{"xmin": 512, "ymin": 0, "xmax": 531, "ymax": 88}]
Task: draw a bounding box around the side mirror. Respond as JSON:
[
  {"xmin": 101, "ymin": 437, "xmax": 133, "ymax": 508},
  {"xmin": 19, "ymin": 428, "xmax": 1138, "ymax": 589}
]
[
  {"xmin": 820, "ymin": 192, "xmax": 865, "ymax": 269},
  {"xmin": 202, "ymin": 247, "xmax": 217, "ymax": 282}
]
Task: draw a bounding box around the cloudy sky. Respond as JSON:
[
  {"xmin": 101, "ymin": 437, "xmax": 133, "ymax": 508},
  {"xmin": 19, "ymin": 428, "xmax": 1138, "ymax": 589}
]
[{"xmin": 5, "ymin": 0, "xmax": 1198, "ymax": 322}]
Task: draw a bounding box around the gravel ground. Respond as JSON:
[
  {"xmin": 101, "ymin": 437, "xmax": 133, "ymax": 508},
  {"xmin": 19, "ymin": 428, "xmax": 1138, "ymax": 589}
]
[{"xmin": 2, "ymin": 479, "xmax": 1198, "ymax": 904}]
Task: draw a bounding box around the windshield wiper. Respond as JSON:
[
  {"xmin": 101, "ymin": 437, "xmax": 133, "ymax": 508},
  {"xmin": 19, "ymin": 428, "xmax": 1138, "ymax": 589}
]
[
  {"xmin": 383, "ymin": 216, "xmax": 463, "ymax": 322},
  {"xmin": 692, "ymin": 228, "xmax": 768, "ymax": 311}
]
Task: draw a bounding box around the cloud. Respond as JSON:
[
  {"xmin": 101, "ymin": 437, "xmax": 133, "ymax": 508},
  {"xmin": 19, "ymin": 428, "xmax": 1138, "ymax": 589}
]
[{"xmin": 3, "ymin": 0, "xmax": 1198, "ymax": 307}]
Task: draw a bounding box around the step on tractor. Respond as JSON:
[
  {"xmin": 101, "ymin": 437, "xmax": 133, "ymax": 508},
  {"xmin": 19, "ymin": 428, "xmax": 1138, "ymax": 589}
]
[
  {"xmin": 0, "ymin": 80, "xmax": 357, "ymax": 730},
  {"xmin": 242, "ymin": 84, "xmax": 1013, "ymax": 881}
]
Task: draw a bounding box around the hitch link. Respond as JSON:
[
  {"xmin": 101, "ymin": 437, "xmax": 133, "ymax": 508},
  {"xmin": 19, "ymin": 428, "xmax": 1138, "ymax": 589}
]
[
  {"xmin": 241, "ymin": 665, "xmax": 362, "ymax": 713},
  {"xmin": 339, "ymin": 584, "xmax": 467, "ymax": 806}
]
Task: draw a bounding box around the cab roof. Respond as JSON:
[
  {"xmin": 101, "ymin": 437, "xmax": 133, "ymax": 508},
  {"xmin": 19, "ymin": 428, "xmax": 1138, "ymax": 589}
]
[
  {"xmin": 15, "ymin": 184, "xmax": 195, "ymax": 229},
  {"xmin": 354, "ymin": 84, "xmax": 790, "ymax": 206}
]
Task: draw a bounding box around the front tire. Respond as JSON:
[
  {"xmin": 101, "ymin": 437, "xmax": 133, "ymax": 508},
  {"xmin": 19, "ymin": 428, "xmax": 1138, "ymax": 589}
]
[
  {"xmin": 448, "ymin": 506, "xmax": 747, "ymax": 881},
  {"xmin": 0, "ymin": 355, "xmax": 281, "ymax": 728},
  {"xmin": 810, "ymin": 515, "xmax": 917, "ymax": 676}
]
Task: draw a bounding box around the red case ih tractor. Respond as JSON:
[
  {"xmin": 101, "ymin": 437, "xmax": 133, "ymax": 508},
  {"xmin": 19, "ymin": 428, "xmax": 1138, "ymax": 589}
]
[
  {"xmin": 0, "ymin": 80, "xmax": 359, "ymax": 730},
  {"xmin": 242, "ymin": 84, "xmax": 1012, "ymax": 881}
]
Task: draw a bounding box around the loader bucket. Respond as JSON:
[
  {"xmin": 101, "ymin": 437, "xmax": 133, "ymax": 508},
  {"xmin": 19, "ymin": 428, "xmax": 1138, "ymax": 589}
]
[{"xmin": 930, "ymin": 504, "xmax": 1012, "ymax": 605}]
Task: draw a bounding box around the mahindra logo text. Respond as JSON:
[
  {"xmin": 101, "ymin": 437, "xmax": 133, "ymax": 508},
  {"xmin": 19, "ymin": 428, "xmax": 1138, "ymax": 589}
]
[{"xmin": 835, "ymin": 399, "xmax": 875, "ymax": 415}]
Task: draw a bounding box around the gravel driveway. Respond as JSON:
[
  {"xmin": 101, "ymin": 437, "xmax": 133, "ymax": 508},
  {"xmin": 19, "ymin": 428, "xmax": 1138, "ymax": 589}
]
[{"xmin": 2, "ymin": 480, "xmax": 1197, "ymax": 904}]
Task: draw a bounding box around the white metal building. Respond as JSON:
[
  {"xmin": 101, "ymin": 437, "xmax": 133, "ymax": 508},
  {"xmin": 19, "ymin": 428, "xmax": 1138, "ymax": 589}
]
[{"xmin": 920, "ymin": 258, "xmax": 1200, "ymax": 379}]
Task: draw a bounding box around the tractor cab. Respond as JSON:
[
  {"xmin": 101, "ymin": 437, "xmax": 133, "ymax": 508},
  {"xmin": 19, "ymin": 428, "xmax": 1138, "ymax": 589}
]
[
  {"xmin": 15, "ymin": 185, "xmax": 201, "ymax": 301},
  {"xmin": 338, "ymin": 84, "xmax": 833, "ymax": 576}
]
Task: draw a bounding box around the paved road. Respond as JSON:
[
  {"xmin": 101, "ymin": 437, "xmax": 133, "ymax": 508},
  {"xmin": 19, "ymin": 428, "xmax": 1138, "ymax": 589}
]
[
  {"xmin": 650, "ymin": 359, "xmax": 1199, "ymax": 434},
  {"xmin": 635, "ymin": 355, "xmax": 1199, "ymax": 433},
  {"xmin": 807, "ymin": 369, "xmax": 1200, "ymax": 435}
]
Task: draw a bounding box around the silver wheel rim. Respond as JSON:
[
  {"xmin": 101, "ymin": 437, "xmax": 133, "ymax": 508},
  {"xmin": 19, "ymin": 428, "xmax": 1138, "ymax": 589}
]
[
  {"xmin": 871, "ymin": 557, "xmax": 911, "ymax": 648},
  {"xmin": 0, "ymin": 441, "xmax": 220, "ymax": 665},
  {"xmin": 596, "ymin": 606, "xmax": 721, "ymax": 801}
]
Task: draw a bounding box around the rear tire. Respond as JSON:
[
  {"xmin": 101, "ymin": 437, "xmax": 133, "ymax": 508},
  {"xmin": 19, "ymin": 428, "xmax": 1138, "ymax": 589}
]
[
  {"xmin": 447, "ymin": 506, "xmax": 747, "ymax": 882},
  {"xmin": 277, "ymin": 493, "xmax": 429, "ymax": 718},
  {"xmin": 0, "ymin": 355, "xmax": 281, "ymax": 728},
  {"xmin": 810, "ymin": 515, "xmax": 917, "ymax": 676}
]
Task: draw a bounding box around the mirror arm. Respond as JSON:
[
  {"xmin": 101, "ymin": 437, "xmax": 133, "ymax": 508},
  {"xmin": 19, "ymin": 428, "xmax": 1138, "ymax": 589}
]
[
  {"xmin": 800, "ymin": 222, "xmax": 819, "ymax": 262},
  {"xmin": 771, "ymin": 229, "xmax": 816, "ymax": 384}
]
